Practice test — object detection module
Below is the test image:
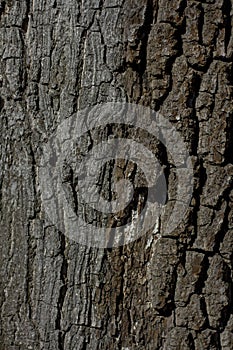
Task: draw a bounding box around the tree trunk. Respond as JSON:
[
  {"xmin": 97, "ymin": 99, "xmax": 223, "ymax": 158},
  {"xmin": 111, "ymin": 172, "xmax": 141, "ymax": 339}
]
[{"xmin": 0, "ymin": 0, "xmax": 233, "ymax": 349}]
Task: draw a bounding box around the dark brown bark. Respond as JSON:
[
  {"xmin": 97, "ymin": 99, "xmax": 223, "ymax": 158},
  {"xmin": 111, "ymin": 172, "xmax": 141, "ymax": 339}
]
[{"xmin": 0, "ymin": 0, "xmax": 233, "ymax": 349}]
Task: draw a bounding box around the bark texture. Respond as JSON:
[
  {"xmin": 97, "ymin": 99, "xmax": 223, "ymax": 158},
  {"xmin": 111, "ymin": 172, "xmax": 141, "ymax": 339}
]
[{"xmin": 0, "ymin": 0, "xmax": 233, "ymax": 349}]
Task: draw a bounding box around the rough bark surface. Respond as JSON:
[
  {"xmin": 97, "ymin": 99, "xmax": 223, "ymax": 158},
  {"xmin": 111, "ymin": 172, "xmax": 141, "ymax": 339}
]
[{"xmin": 0, "ymin": 0, "xmax": 233, "ymax": 349}]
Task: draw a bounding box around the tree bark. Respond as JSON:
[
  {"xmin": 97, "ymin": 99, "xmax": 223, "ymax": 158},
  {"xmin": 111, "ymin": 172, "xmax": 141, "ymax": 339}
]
[{"xmin": 0, "ymin": 0, "xmax": 233, "ymax": 349}]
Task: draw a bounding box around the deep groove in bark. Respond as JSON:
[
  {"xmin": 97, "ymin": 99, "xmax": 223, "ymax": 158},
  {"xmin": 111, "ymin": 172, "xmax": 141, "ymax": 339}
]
[
  {"xmin": 56, "ymin": 233, "xmax": 68, "ymax": 350},
  {"xmin": 222, "ymin": 0, "xmax": 232, "ymax": 53}
]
